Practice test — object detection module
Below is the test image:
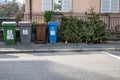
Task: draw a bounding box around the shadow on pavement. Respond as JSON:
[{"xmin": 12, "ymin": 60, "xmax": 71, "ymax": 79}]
[{"xmin": 0, "ymin": 60, "xmax": 119, "ymax": 80}]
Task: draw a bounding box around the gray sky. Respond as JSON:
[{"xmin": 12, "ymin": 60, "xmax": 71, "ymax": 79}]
[{"xmin": 16, "ymin": 0, "xmax": 24, "ymax": 4}]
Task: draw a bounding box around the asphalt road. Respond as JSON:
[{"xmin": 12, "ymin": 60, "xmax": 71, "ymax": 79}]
[{"xmin": 0, "ymin": 51, "xmax": 120, "ymax": 80}]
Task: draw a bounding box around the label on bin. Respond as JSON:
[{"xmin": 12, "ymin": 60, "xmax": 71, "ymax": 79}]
[
  {"xmin": 7, "ymin": 30, "xmax": 14, "ymax": 40},
  {"xmin": 50, "ymin": 31, "xmax": 55, "ymax": 35},
  {"xmin": 22, "ymin": 29, "xmax": 28, "ymax": 35}
]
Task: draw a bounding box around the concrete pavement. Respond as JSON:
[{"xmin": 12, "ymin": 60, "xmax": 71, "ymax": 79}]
[
  {"xmin": 0, "ymin": 41, "xmax": 120, "ymax": 53},
  {"xmin": 0, "ymin": 52, "xmax": 120, "ymax": 80}
]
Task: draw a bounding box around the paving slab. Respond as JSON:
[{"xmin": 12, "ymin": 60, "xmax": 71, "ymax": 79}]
[{"xmin": 0, "ymin": 42, "xmax": 120, "ymax": 53}]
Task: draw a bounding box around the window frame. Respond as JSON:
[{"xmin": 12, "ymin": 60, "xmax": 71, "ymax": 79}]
[
  {"xmin": 42, "ymin": 0, "xmax": 72, "ymax": 12},
  {"xmin": 101, "ymin": 0, "xmax": 119, "ymax": 13}
]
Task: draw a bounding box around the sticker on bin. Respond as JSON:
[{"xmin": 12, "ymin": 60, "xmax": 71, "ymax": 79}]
[
  {"xmin": 7, "ymin": 30, "xmax": 14, "ymax": 40},
  {"xmin": 50, "ymin": 31, "xmax": 55, "ymax": 35},
  {"xmin": 23, "ymin": 29, "xmax": 28, "ymax": 35}
]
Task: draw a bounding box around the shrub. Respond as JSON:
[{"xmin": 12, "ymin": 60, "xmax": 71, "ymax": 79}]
[
  {"xmin": 43, "ymin": 10, "xmax": 63, "ymax": 23},
  {"xmin": 43, "ymin": 10, "xmax": 54, "ymax": 23},
  {"xmin": 58, "ymin": 16, "xmax": 83, "ymax": 43},
  {"xmin": 87, "ymin": 12, "xmax": 109, "ymax": 43},
  {"xmin": 58, "ymin": 8, "xmax": 109, "ymax": 43}
]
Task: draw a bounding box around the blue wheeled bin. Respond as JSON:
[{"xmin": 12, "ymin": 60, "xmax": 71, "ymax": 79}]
[{"xmin": 48, "ymin": 22, "xmax": 58, "ymax": 44}]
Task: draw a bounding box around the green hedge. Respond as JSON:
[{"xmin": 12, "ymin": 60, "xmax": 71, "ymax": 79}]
[{"xmin": 58, "ymin": 13, "xmax": 109, "ymax": 43}]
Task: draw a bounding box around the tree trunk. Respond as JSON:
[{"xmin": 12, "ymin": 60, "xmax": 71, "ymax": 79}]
[{"xmin": 65, "ymin": 39, "xmax": 68, "ymax": 44}]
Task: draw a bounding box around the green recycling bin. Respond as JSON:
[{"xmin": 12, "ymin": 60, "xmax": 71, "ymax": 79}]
[{"xmin": 2, "ymin": 21, "xmax": 17, "ymax": 45}]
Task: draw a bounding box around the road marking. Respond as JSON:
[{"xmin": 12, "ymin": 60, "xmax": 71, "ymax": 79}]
[{"xmin": 101, "ymin": 51, "xmax": 120, "ymax": 60}]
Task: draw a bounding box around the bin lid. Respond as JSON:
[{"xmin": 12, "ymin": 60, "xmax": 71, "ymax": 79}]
[
  {"xmin": 18, "ymin": 21, "xmax": 32, "ymax": 27},
  {"xmin": 2, "ymin": 21, "xmax": 17, "ymax": 27},
  {"xmin": 36, "ymin": 22, "xmax": 47, "ymax": 26},
  {"xmin": 48, "ymin": 21, "xmax": 58, "ymax": 26}
]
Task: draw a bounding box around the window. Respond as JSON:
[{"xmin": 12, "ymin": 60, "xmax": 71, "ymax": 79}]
[
  {"xmin": 42, "ymin": 0, "xmax": 52, "ymax": 11},
  {"xmin": 101, "ymin": 0, "xmax": 119, "ymax": 13},
  {"xmin": 61, "ymin": 0, "xmax": 72, "ymax": 12},
  {"xmin": 42, "ymin": 0, "xmax": 72, "ymax": 12}
]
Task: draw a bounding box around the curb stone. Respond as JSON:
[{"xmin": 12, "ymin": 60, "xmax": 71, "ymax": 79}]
[{"xmin": 0, "ymin": 48, "xmax": 120, "ymax": 53}]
